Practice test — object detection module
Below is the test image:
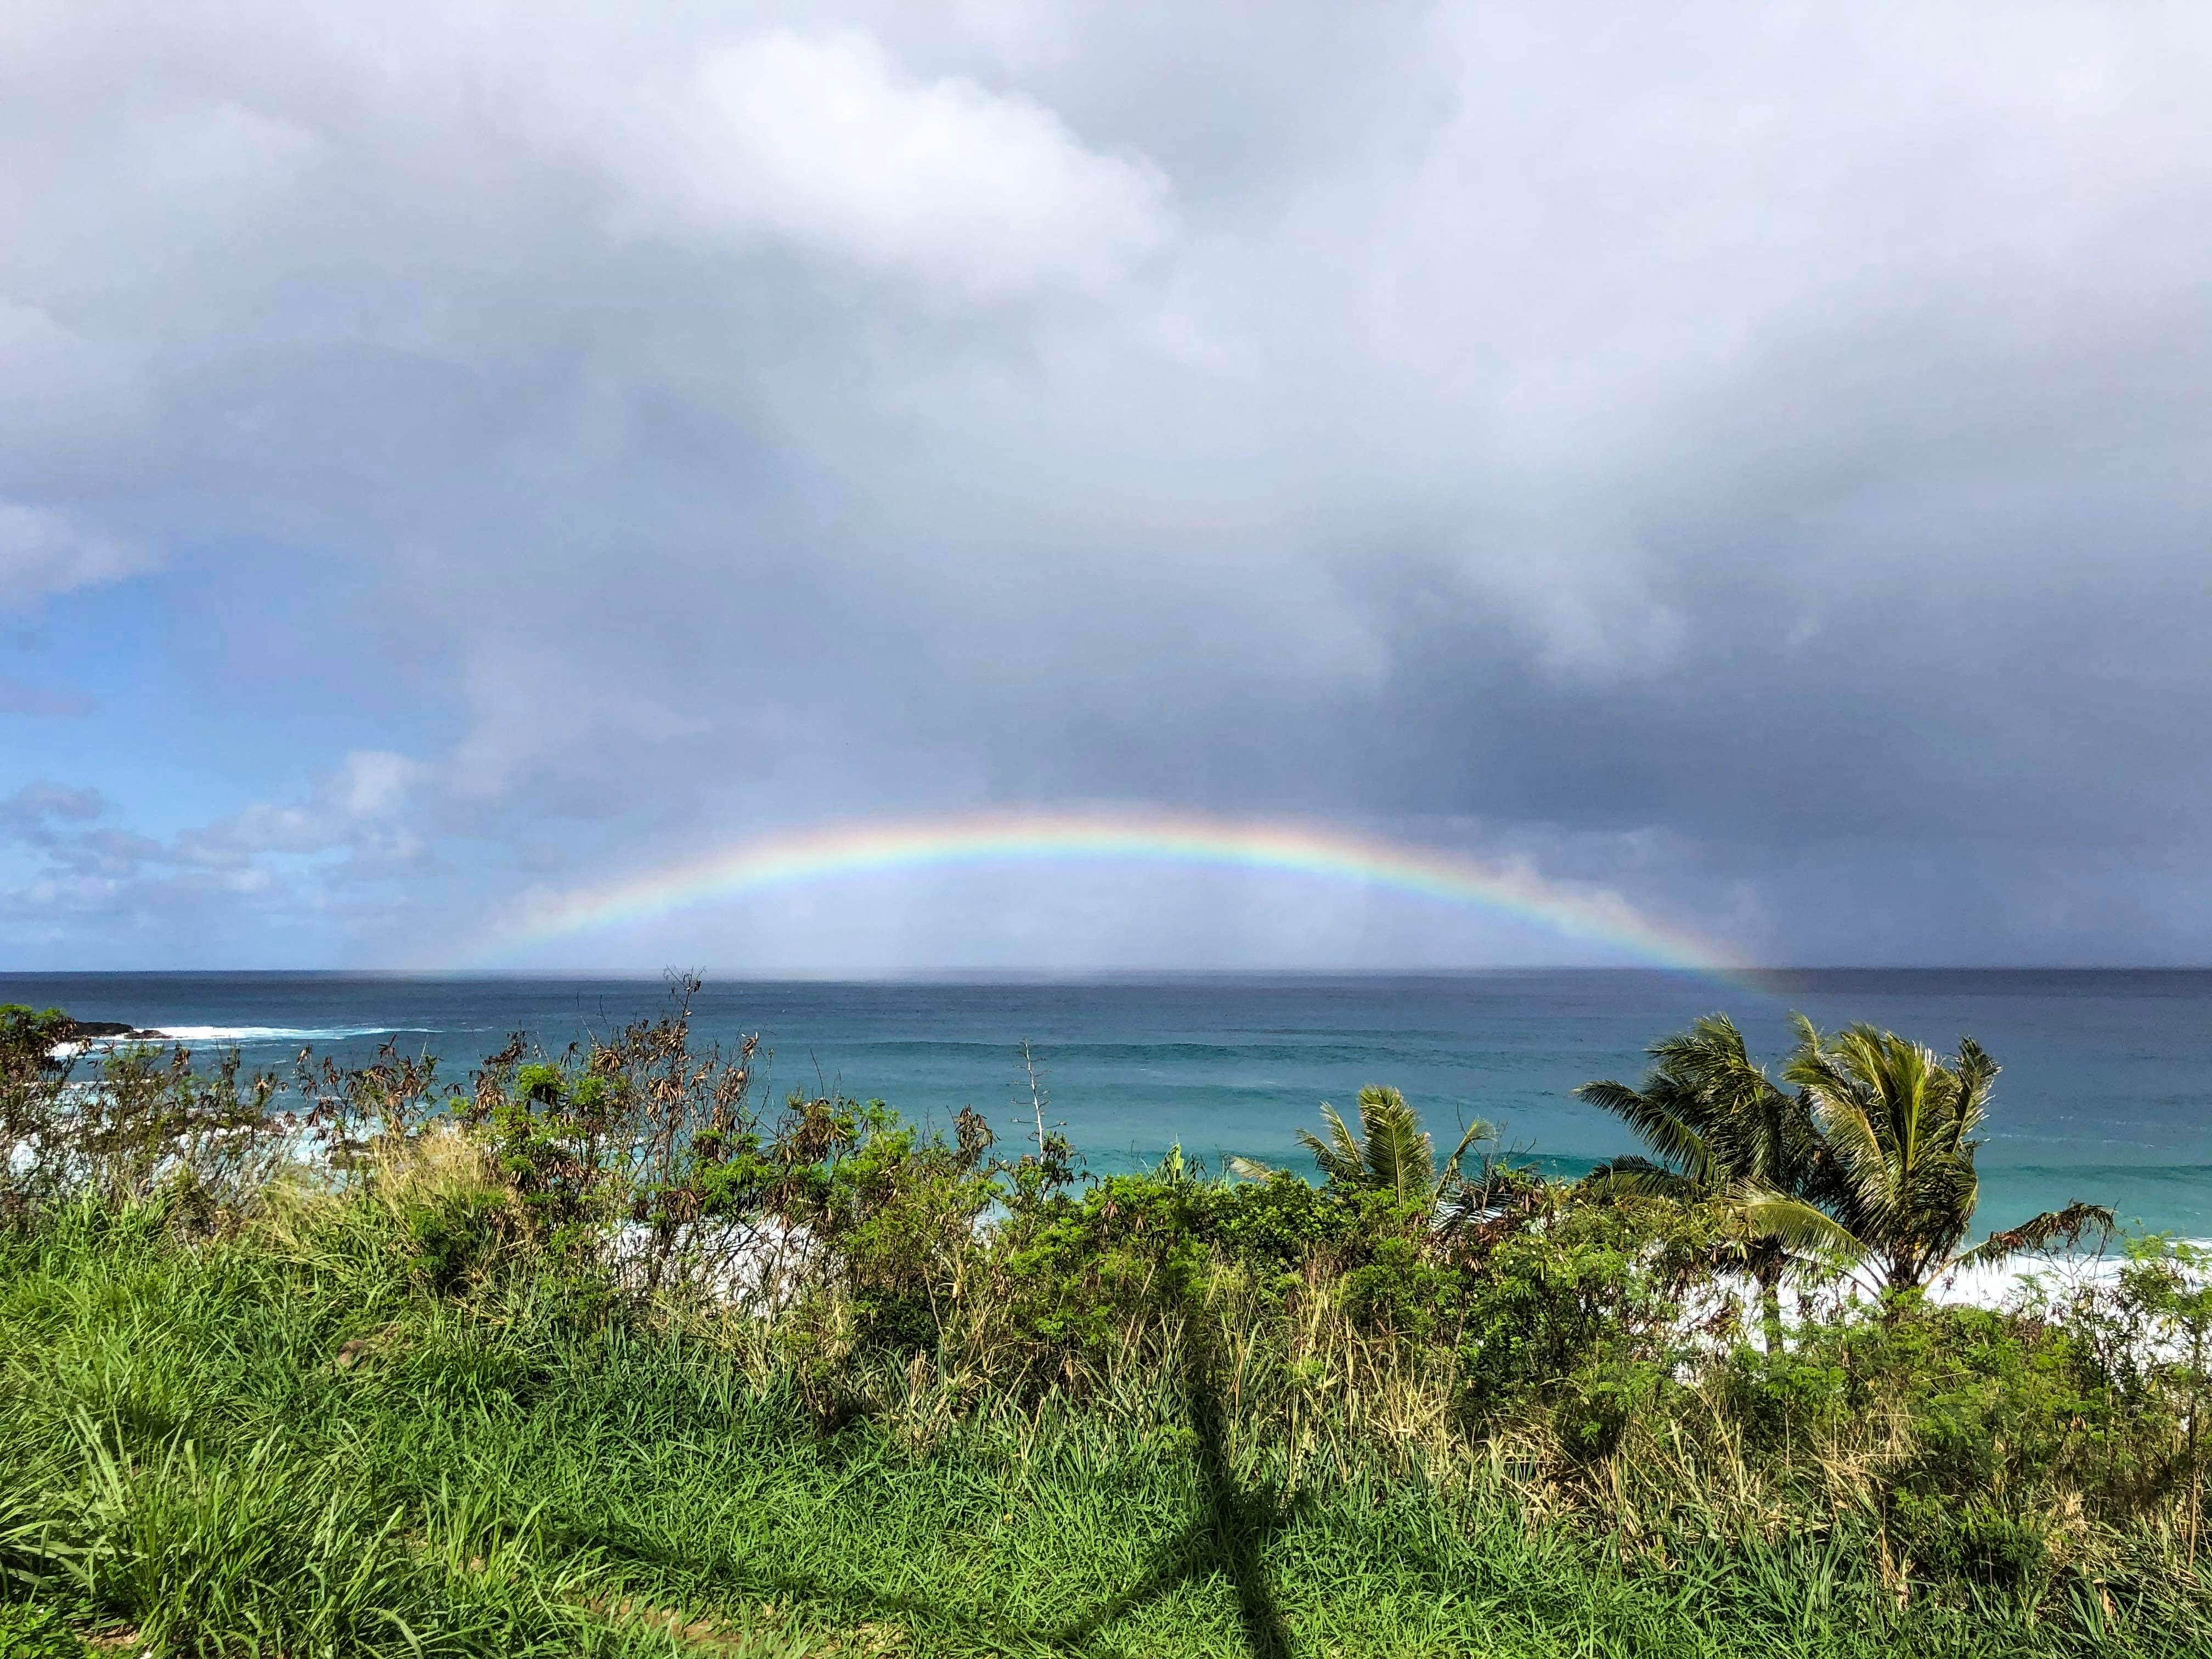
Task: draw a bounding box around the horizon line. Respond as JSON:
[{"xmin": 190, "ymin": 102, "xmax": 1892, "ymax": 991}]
[{"xmin": 13, "ymin": 963, "xmax": 2212, "ymax": 979}]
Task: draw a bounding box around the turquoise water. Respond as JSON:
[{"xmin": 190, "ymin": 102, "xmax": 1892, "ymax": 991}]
[{"xmin": 9, "ymin": 969, "xmax": 2209, "ymax": 1237}]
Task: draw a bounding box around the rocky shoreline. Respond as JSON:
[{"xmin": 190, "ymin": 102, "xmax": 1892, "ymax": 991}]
[{"xmin": 58, "ymin": 1019, "xmax": 168, "ymax": 1041}]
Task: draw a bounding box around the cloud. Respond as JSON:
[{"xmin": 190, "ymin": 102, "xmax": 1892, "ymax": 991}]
[
  {"xmin": 0, "ymin": 783, "xmax": 105, "ymax": 836},
  {"xmin": 0, "ymin": 756, "xmax": 441, "ymax": 962},
  {"xmin": 600, "ymin": 27, "xmax": 1173, "ymax": 300},
  {"xmin": 0, "ymin": 2, "xmax": 2209, "ymax": 966},
  {"xmin": 180, "ymin": 751, "xmax": 433, "ymax": 865},
  {"xmin": 0, "ymin": 502, "xmax": 149, "ymax": 611},
  {"xmin": 336, "ymin": 751, "xmax": 423, "ymax": 818}
]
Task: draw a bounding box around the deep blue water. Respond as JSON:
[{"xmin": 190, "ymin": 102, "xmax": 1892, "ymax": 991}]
[{"xmin": 7, "ymin": 969, "xmax": 2209, "ymax": 1237}]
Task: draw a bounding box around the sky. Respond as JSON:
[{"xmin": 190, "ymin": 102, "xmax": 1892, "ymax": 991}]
[{"xmin": 3, "ymin": 0, "xmax": 2209, "ymax": 972}]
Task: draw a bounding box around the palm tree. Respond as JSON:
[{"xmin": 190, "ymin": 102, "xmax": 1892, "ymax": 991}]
[
  {"xmin": 1740, "ymin": 1018, "xmax": 2112, "ymax": 1301},
  {"xmin": 1577, "ymin": 1013, "xmax": 2113, "ymax": 1328},
  {"xmin": 1575, "ymin": 1013, "xmax": 1822, "ymax": 1348},
  {"xmin": 1231, "ymin": 1085, "xmax": 1493, "ymax": 1207}
]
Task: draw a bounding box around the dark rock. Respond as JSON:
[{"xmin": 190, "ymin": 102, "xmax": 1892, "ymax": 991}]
[{"xmin": 61, "ymin": 1019, "xmax": 167, "ymax": 1041}]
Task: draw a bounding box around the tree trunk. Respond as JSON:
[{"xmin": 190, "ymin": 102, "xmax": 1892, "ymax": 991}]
[
  {"xmin": 1756, "ymin": 1261, "xmax": 1785, "ymax": 1354},
  {"xmin": 1881, "ymin": 1252, "xmax": 1921, "ymax": 1319}
]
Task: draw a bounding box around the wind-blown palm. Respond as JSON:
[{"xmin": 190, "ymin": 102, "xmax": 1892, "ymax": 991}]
[
  {"xmin": 1741, "ymin": 1018, "xmax": 2112, "ymax": 1297},
  {"xmin": 1232, "ymin": 1085, "xmax": 1493, "ymax": 1207}
]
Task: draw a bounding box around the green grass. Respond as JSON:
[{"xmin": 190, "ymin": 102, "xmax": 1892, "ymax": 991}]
[{"xmin": 0, "ymin": 1204, "xmax": 2199, "ymax": 1659}]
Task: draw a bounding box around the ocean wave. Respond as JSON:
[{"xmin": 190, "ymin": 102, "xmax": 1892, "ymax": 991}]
[
  {"xmin": 153, "ymin": 1025, "xmax": 438, "ymax": 1042},
  {"xmin": 50, "ymin": 1026, "xmax": 442, "ymax": 1054}
]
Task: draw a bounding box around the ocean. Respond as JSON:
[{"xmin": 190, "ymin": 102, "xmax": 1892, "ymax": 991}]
[{"xmin": 8, "ymin": 968, "xmax": 2209, "ymax": 1238}]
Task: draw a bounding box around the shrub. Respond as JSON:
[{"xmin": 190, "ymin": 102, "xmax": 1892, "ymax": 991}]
[
  {"xmin": 1889, "ymin": 1490, "xmax": 2052, "ymax": 1590},
  {"xmin": 403, "ymin": 1187, "xmax": 515, "ymax": 1295},
  {"xmin": 1454, "ymin": 1191, "xmax": 1714, "ymax": 1421},
  {"xmin": 0, "ymin": 1601, "xmax": 82, "ymax": 1659}
]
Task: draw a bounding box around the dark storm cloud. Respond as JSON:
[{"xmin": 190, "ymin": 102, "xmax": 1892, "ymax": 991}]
[{"xmin": 1, "ymin": 0, "xmax": 2208, "ymax": 966}]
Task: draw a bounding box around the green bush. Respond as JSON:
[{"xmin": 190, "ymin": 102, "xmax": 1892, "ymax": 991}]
[
  {"xmin": 403, "ymin": 1188, "xmax": 514, "ymax": 1294},
  {"xmin": 1454, "ymin": 1192, "xmax": 1714, "ymax": 1420},
  {"xmin": 0, "ymin": 1601, "xmax": 82, "ymax": 1659},
  {"xmin": 993, "ymin": 1169, "xmax": 1216, "ymax": 1369},
  {"xmin": 1718, "ymin": 1342, "xmax": 1850, "ymax": 1451},
  {"xmin": 1338, "ymin": 1227, "xmax": 1459, "ymax": 1340},
  {"xmin": 1889, "ymin": 1490, "xmax": 2052, "ymax": 1590}
]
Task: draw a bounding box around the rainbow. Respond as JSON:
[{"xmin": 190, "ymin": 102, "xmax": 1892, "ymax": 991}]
[{"xmin": 485, "ymin": 808, "xmax": 1745, "ymax": 973}]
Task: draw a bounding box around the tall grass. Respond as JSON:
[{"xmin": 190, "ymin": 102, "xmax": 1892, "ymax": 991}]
[{"xmin": 5, "ymin": 1199, "xmax": 2196, "ymax": 1658}]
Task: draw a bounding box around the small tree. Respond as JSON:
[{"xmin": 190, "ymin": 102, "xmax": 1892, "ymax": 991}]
[{"xmin": 1232, "ymin": 1085, "xmax": 1493, "ymax": 1206}]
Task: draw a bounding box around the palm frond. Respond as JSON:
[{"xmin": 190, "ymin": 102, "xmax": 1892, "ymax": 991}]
[
  {"xmin": 1356, "ymin": 1085, "xmax": 1433, "ymax": 1201},
  {"xmin": 1322, "ymin": 1101, "xmax": 1362, "ymax": 1169},
  {"xmin": 1579, "ymin": 1156, "xmax": 1704, "ymax": 1202},
  {"xmin": 1835, "ymin": 1025, "xmax": 1939, "ymax": 1167},
  {"xmin": 1573, "ymin": 1079, "xmax": 1714, "ymax": 1183},
  {"xmin": 1954, "ymin": 1035, "xmax": 2000, "ymax": 1102},
  {"xmin": 1796, "ymin": 1052, "xmax": 1897, "ymax": 1229},
  {"xmin": 1298, "ymin": 1103, "xmax": 1367, "ymax": 1186},
  {"xmin": 1650, "ymin": 1015, "xmax": 1764, "ymax": 1099},
  {"xmin": 1786, "ymin": 1012, "xmax": 1826, "ymax": 1065},
  {"xmin": 1948, "ymin": 1035, "xmax": 1995, "ymax": 1147},
  {"xmin": 1223, "ymin": 1154, "xmax": 1276, "ymax": 1182},
  {"xmin": 1735, "ymin": 1186, "xmax": 1866, "ymax": 1261},
  {"xmin": 1438, "ymin": 1113, "xmax": 1497, "ymax": 1180},
  {"xmin": 1435, "ymin": 1158, "xmax": 1543, "ymax": 1238},
  {"xmin": 1954, "ymin": 1201, "xmax": 2115, "ymax": 1268}
]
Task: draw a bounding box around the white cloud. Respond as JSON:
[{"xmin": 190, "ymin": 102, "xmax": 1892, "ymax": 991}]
[
  {"xmin": 194, "ymin": 750, "xmax": 432, "ymax": 859},
  {"xmin": 603, "ymin": 27, "xmax": 1172, "ymax": 299},
  {"xmin": 338, "ymin": 751, "xmax": 425, "ymax": 818},
  {"xmin": 0, "ymin": 501, "xmax": 150, "ymax": 610},
  {"xmin": 0, "ymin": 752, "xmax": 447, "ymax": 960}
]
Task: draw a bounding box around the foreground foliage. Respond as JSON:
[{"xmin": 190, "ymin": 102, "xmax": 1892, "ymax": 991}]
[{"xmin": 1, "ymin": 989, "xmax": 2208, "ymax": 1657}]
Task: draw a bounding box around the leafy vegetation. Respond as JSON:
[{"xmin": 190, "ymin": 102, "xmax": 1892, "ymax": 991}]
[{"xmin": 0, "ymin": 986, "xmax": 2206, "ymax": 1656}]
